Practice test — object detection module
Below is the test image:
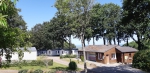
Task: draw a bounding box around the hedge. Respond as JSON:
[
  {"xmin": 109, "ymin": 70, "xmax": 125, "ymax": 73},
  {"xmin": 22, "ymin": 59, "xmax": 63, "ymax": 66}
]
[
  {"xmin": 60, "ymin": 55, "xmax": 77, "ymax": 59},
  {"xmin": 132, "ymin": 49, "xmax": 150, "ymax": 72},
  {"xmin": 1, "ymin": 59, "xmax": 53, "ymax": 67}
]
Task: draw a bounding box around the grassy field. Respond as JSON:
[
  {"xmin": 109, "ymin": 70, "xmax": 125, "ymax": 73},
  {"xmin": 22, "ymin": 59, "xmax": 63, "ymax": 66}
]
[{"xmin": 0, "ymin": 62, "xmax": 67, "ymax": 71}]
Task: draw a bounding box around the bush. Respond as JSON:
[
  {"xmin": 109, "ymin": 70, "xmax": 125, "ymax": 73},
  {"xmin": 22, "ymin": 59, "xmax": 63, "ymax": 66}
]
[
  {"xmin": 60, "ymin": 55, "xmax": 64, "ymax": 59},
  {"xmin": 80, "ymin": 56, "xmax": 84, "ymax": 62},
  {"xmin": 2, "ymin": 59, "xmax": 53, "ymax": 68},
  {"xmin": 33, "ymin": 69, "xmax": 43, "ymax": 73},
  {"xmin": 68, "ymin": 61, "xmax": 77, "ymax": 70},
  {"xmin": 132, "ymin": 49, "xmax": 150, "ymax": 72},
  {"xmin": 47, "ymin": 69, "xmax": 56, "ymax": 73},
  {"xmin": 60, "ymin": 55, "xmax": 77, "ymax": 59},
  {"xmin": 18, "ymin": 69, "xmax": 28, "ymax": 73},
  {"xmin": 48, "ymin": 59, "xmax": 53, "ymax": 66}
]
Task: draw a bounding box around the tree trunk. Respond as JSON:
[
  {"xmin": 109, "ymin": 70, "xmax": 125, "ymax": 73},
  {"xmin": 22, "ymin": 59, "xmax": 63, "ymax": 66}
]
[
  {"xmin": 53, "ymin": 37, "xmax": 55, "ymax": 49},
  {"xmin": 109, "ymin": 38, "xmax": 112, "ymax": 45},
  {"xmin": 62, "ymin": 36, "xmax": 64, "ymax": 49},
  {"xmin": 117, "ymin": 38, "xmax": 120, "ymax": 46},
  {"xmin": 69, "ymin": 35, "xmax": 72, "ymax": 54},
  {"xmin": 113, "ymin": 38, "xmax": 116, "ymax": 45},
  {"xmin": 103, "ymin": 37, "xmax": 106, "ymax": 45},
  {"xmin": 137, "ymin": 34, "xmax": 142, "ymax": 50},
  {"xmin": 81, "ymin": 32, "xmax": 87, "ymax": 73},
  {"xmin": 93, "ymin": 37, "xmax": 95, "ymax": 45},
  {"xmin": 126, "ymin": 37, "xmax": 129, "ymax": 46},
  {"xmin": 84, "ymin": 39, "xmax": 86, "ymax": 47}
]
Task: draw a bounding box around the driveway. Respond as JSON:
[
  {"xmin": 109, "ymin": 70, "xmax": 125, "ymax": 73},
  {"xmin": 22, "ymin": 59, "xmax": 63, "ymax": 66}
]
[{"xmin": 48, "ymin": 56, "xmax": 146, "ymax": 73}]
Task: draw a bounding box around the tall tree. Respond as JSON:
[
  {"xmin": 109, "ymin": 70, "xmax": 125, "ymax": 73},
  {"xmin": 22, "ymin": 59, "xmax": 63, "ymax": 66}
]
[
  {"xmin": 0, "ymin": 0, "xmax": 31, "ymax": 63},
  {"xmin": 66, "ymin": 0, "xmax": 95, "ymax": 72},
  {"xmin": 121, "ymin": 0, "xmax": 150, "ymax": 50}
]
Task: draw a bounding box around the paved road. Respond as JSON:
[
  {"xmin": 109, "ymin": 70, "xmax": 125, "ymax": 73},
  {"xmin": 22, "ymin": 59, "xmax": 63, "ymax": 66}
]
[{"xmin": 49, "ymin": 56, "xmax": 146, "ymax": 73}]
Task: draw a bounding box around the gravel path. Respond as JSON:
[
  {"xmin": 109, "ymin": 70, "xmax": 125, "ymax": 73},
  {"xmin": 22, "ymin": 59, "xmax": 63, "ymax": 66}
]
[
  {"xmin": 48, "ymin": 56, "xmax": 93, "ymax": 69},
  {"xmin": 0, "ymin": 70, "xmax": 18, "ymax": 73}
]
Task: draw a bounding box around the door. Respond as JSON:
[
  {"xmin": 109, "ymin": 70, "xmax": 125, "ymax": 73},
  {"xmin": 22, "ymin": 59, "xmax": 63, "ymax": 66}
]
[
  {"xmin": 106, "ymin": 54, "xmax": 109, "ymax": 64},
  {"xmin": 116, "ymin": 53, "xmax": 122, "ymax": 63}
]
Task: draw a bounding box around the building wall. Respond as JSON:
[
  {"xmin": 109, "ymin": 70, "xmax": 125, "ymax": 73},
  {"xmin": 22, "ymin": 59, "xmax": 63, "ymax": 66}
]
[
  {"xmin": 104, "ymin": 47, "xmax": 117, "ymax": 64},
  {"xmin": 123, "ymin": 52, "xmax": 135, "ymax": 64},
  {"xmin": 2, "ymin": 51, "xmax": 37, "ymax": 60},
  {"xmin": 96, "ymin": 52, "xmax": 104, "ymax": 63},
  {"xmin": 23, "ymin": 51, "xmax": 37, "ymax": 60}
]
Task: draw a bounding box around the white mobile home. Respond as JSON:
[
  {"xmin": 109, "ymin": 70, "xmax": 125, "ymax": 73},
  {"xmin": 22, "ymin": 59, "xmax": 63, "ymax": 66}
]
[
  {"xmin": 1, "ymin": 47, "xmax": 37, "ymax": 61},
  {"xmin": 46, "ymin": 49, "xmax": 78, "ymax": 56}
]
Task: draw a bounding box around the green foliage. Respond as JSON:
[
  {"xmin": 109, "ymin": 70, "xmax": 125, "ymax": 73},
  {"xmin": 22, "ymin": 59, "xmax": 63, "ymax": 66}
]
[
  {"xmin": 1, "ymin": 60, "xmax": 53, "ymax": 68},
  {"xmin": 18, "ymin": 69, "xmax": 28, "ymax": 73},
  {"xmin": 132, "ymin": 49, "xmax": 150, "ymax": 72},
  {"xmin": 80, "ymin": 56, "xmax": 84, "ymax": 62},
  {"xmin": 121, "ymin": 0, "xmax": 150, "ymax": 50},
  {"xmin": 68, "ymin": 61, "xmax": 77, "ymax": 70},
  {"xmin": 47, "ymin": 70, "xmax": 56, "ymax": 73},
  {"xmin": 48, "ymin": 60, "xmax": 53, "ymax": 66},
  {"xmin": 30, "ymin": 22, "xmax": 76, "ymax": 50},
  {"xmin": 33, "ymin": 69, "xmax": 43, "ymax": 73},
  {"xmin": 60, "ymin": 55, "xmax": 77, "ymax": 59},
  {"xmin": 123, "ymin": 40, "xmax": 150, "ymax": 50},
  {"xmin": 123, "ymin": 41, "xmax": 138, "ymax": 49}
]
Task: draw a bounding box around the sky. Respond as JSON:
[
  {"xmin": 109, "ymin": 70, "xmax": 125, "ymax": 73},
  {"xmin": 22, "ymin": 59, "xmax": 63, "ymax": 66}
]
[{"xmin": 16, "ymin": 0, "xmax": 134, "ymax": 47}]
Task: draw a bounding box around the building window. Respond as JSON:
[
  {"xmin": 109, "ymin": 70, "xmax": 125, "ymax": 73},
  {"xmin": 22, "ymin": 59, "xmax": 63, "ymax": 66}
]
[
  {"xmin": 49, "ymin": 51, "xmax": 51, "ymax": 54},
  {"xmin": 62, "ymin": 51, "xmax": 63, "ymax": 54},
  {"xmin": 111, "ymin": 53, "xmax": 116, "ymax": 60},
  {"xmin": 58, "ymin": 51, "xmax": 59, "ymax": 54},
  {"xmin": 129, "ymin": 53, "xmax": 132, "ymax": 59},
  {"xmin": 98, "ymin": 53, "xmax": 103, "ymax": 60},
  {"xmin": 129, "ymin": 53, "xmax": 131, "ymax": 57}
]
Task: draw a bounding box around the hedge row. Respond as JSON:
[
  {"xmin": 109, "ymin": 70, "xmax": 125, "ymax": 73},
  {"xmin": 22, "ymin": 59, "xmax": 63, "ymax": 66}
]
[
  {"xmin": 60, "ymin": 55, "xmax": 77, "ymax": 59},
  {"xmin": 132, "ymin": 49, "xmax": 150, "ymax": 72},
  {"xmin": 1, "ymin": 59, "xmax": 53, "ymax": 68},
  {"xmin": 18, "ymin": 69, "xmax": 79, "ymax": 73}
]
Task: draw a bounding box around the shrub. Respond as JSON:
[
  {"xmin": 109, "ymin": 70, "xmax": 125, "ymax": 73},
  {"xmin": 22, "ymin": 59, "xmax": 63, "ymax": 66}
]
[
  {"xmin": 60, "ymin": 55, "xmax": 64, "ymax": 59},
  {"xmin": 18, "ymin": 69, "xmax": 28, "ymax": 73},
  {"xmin": 47, "ymin": 69, "xmax": 56, "ymax": 73},
  {"xmin": 132, "ymin": 49, "xmax": 150, "ymax": 72},
  {"xmin": 60, "ymin": 55, "xmax": 77, "ymax": 59},
  {"xmin": 48, "ymin": 59, "xmax": 53, "ymax": 66},
  {"xmin": 68, "ymin": 61, "xmax": 77, "ymax": 70},
  {"xmin": 80, "ymin": 56, "xmax": 84, "ymax": 62},
  {"xmin": 33, "ymin": 69, "xmax": 43, "ymax": 73}
]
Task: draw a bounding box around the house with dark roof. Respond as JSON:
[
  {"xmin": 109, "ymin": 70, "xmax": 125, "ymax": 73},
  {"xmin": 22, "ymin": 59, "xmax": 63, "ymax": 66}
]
[{"xmin": 78, "ymin": 45, "xmax": 138, "ymax": 64}]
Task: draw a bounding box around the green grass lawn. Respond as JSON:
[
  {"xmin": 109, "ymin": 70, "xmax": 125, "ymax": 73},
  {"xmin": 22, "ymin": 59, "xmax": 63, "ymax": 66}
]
[
  {"xmin": 62, "ymin": 58, "xmax": 90, "ymax": 66},
  {"xmin": 0, "ymin": 62, "xmax": 82, "ymax": 72},
  {"xmin": 0, "ymin": 62, "xmax": 67, "ymax": 71}
]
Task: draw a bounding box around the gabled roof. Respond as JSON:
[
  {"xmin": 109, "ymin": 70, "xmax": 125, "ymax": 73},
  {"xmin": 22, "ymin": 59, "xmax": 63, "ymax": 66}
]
[
  {"xmin": 116, "ymin": 46, "xmax": 138, "ymax": 52},
  {"xmin": 0, "ymin": 47, "xmax": 37, "ymax": 53},
  {"xmin": 79, "ymin": 45, "xmax": 118, "ymax": 53},
  {"xmin": 21, "ymin": 47, "xmax": 37, "ymax": 52}
]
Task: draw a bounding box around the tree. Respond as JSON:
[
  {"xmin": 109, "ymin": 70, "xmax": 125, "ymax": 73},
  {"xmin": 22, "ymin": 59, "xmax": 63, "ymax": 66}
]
[
  {"xmin": 0, "ymin": 0, "xmax": 31, "ymax": 64},
  {"xmin": 121, "ymin": 0, "xmax": 150, "ymax": 50},
  {"xmin": 67, "ymin": 0, "xmax": 95, "ymax": 72}
]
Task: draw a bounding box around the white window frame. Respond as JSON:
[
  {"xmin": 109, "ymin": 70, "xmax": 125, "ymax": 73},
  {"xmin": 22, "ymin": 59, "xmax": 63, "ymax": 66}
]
[{"xmin": 111, "ymin": 53, "xmax": 116, "ymax": 60}]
